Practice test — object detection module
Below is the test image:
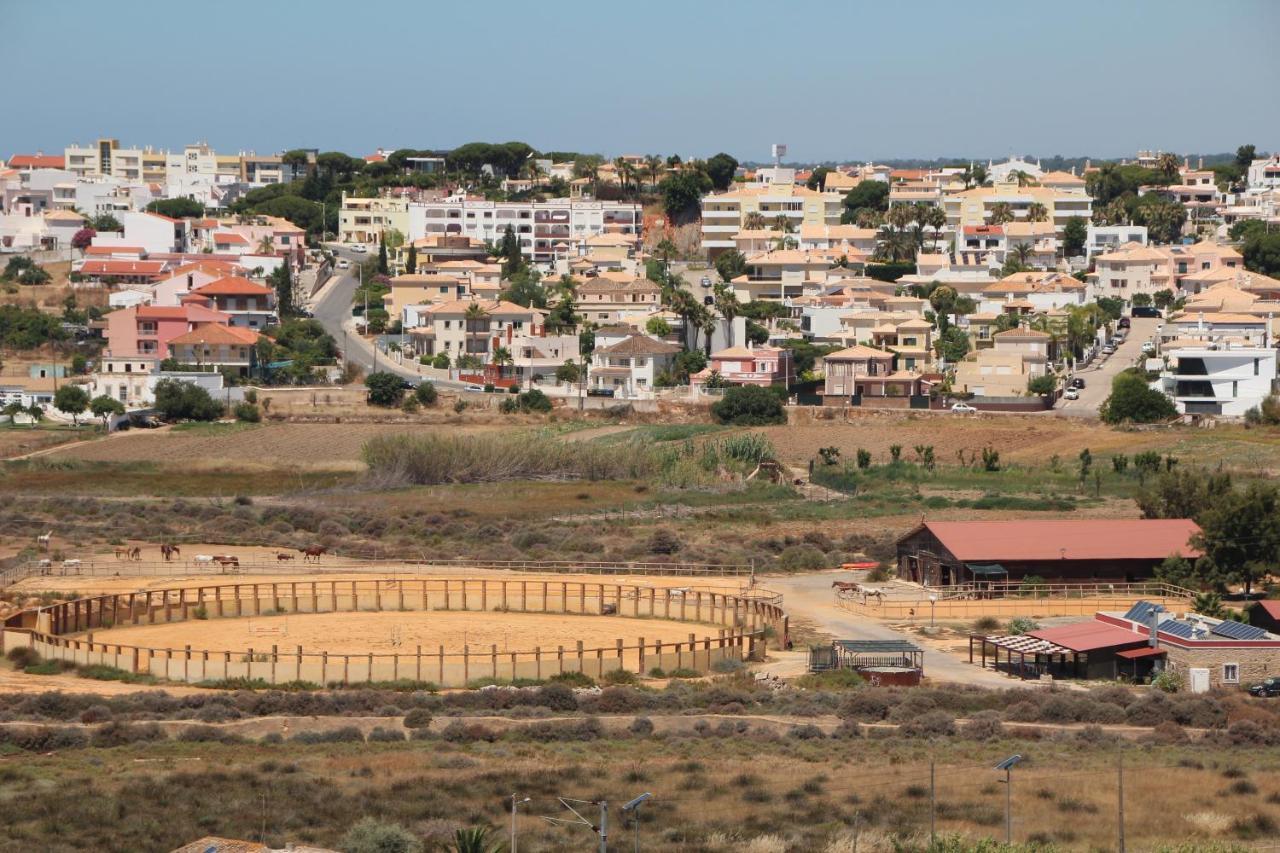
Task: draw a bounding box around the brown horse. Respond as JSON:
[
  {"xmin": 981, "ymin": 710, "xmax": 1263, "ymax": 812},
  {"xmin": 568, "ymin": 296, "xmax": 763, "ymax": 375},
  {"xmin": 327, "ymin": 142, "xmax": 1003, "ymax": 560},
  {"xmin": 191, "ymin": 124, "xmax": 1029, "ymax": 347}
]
[
  {"xmin": 299, "ymin": 546, "xmax": 327, "ymax": 564},
  {"xmin": 276, "ymin": 552, "xmax": 296, "ymax": 561},
  {"xmin": 129, "ymin": 546, "xmax": 142, "ymax": 561},
  {"xmin": 831, "ymin": 581, "xmax": 861, "ymax": 593},
  {"xmin": 160, "ymin": 544, "xmax": 181, "ymax": 562}
]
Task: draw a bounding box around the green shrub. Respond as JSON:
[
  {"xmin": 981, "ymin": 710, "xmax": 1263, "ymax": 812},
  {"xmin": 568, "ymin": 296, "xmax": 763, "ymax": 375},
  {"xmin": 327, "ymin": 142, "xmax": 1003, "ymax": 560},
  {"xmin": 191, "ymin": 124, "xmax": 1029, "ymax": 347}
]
[
  {"xmin": 403, "ymin": 708, "xmax": 432, "ymax": 729},
  {"xmin": 711, "ymin": 385, "xmax": 786, "ymax": 425},
  {"xmin": 796, "ymin": 669, "xmax": 865, "ymax": 690},
  {"xmin": 601, "ymin": 669, "xmax": 638, "ymax": 685},
  {"xmin": 413, "ymin": 381, "xmax": 437, "ymax": 406},
  {"xmin": 518, "ymin": 388, "xmax": 552, "ymax": 412},
  {"xmin": 233, "ymin": 401, "xmax": 260, "ymax": 422},
  {"xmin": 6, "ymin": 646, "xmax": 41, "ymax": 668},
  {"xmin": 548, "ymin": 671, "xmax": 595, "ymax": 687},
  {"xmin": 341, "ymin": 818, "xmax": 423, "ymax": 853}
]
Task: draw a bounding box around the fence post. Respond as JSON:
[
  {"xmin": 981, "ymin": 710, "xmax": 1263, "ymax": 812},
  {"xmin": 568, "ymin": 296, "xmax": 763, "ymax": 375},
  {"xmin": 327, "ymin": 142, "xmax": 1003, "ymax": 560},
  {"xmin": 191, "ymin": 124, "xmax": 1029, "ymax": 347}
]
[
  {"xmin": 491, "ymin": 644, "xmax": 498, "ymax": 680},
  {"xmin": 321, "ymin": 651, "xmax": 328, "ymax": 685},
  {"xmin": 463, "ymin": 645, "xmax": 470, "ymax": 684},
  {"xmin": 535, "ymin": 647, "xmax": 541, "ymax": 680},
  {"xmin": 297, "ymin": 645, "xmax": 303, "ymax": 682},
  {"xmin": 439, "ymin": 645, "xmax": 444, "ymax": 685},
  {"xmin": 272, "ymin": 645, "xmax": 278, "ymax": 683},
  {"xmin": 416, "ymin": 645, "xmax": 422, "ymax": 683},
  {"xmin": 557, "ymin": 645, "xmax": 564, "ymax": 674},
  {"xmin": 575, "ymin": 640, "xmax": 583, "ymax": 673}
]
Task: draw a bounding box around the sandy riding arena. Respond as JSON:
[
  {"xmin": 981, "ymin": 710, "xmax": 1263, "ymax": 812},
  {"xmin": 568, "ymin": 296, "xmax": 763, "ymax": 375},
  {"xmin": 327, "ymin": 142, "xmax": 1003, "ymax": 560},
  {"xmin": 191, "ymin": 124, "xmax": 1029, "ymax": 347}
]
[{"xmin": 85, "ymin": 610, "xmax": 705, "ymax": 656}]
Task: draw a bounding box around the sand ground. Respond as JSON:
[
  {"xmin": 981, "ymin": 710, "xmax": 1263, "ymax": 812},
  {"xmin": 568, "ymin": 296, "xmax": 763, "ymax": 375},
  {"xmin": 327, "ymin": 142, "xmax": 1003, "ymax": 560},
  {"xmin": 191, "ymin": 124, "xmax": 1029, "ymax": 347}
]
[{"xmin": 82, "ymin": 610, "xmax": 712, "ymax": 656}]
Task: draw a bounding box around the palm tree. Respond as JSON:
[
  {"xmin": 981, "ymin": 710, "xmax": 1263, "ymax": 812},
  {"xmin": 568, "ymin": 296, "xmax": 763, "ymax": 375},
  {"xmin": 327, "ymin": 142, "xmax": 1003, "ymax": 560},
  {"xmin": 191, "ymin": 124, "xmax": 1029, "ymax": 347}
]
[
  {"xmin": 971, "ymin": 162, "xmax": 990, "ymax": 187},
  {"xmin": 255, "ymin": 235, "xmax": 274, "ymax": 255},
  {"xmin": 666, "ymin": 286, "xmax": 698, "ymax": 349},
  {"xmin": 772, "ymin": 214, "xmax": 795, "ymax": 234},
  {"xmin": 855, "ymin": 209, "xmax": 884, "ymax": 229},
  {"xmin": 1155, "ymin": 152, "xmax": 1181, "ymax": 183},
  {"xmin": 713, "ymin": 284, "xmax": 740, "ymax": 347},
  {"xmin": 989, "ymin": 202, "xmax": 1015, "ymax": 225},
  {"xmin": 1105, "ymin": 199, "xmax": 1128, "ymax": 226},
  {"xmin": 912, "ymin": 202, "xmax": 933, "ymax": 249},
  {"xmin": 644, "ymin": 155, "xmax": 663, "ymax": 190},
  {"xmin": 612, "ymin": 156, "xmax": 628, "ymax": 196},
  {"xmin": 924, "ymin": 206, "xmax": 947, "ymax": 250},
  {"xmin": 1026, "ymin": 202, "xmax": 1049, "ymax": 223},
  {"xmin": 1010, "ymin": 242, "xmax": 1034, "ymax": 268},
  {"xmin": 491, "ymin": 345, "xmax": 513, "ymax": 378},
  {"xmin": 1009, "ymin": 169, "xmax": 1036, "ymax": 187},
  {"xmin": 743, "ymin": 211, "xmax": 768, "ymax": 231},
  {"xmin": 463, "ymin": 302, "xmax": 489, "ymax": 365}
]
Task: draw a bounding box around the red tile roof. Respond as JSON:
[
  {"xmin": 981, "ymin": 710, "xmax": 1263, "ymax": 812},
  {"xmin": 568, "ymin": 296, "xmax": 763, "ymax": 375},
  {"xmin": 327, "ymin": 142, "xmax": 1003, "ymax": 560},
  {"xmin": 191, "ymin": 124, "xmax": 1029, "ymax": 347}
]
[
  {"xmin": 81, "ymin": 260, "xmax": 168, "ymax": 276},
  {"xmin": 193, "ymin": 276, "xmax": 272, "ymax": 296},
  {"xmin": 911, "ymin": 519, "xmax": 1201, "ymax": 562},
  {"xmin": 168, "ymin": 324, "xmax": 260, "ymax": 346},
  {"xmin": 8, "ymin": 154, "xmax": 65, "ymax": 169},
  {"xmin": 1027, "ymin": 622, "xmax": 1150, "ymax": 653},
  {"xmin": 1256, "ymin": 601, "xmax": 1280, "ymax": 620},
  {"xmin": 213, "ymin": 232, "xmax": 249, "ymax": 244}
]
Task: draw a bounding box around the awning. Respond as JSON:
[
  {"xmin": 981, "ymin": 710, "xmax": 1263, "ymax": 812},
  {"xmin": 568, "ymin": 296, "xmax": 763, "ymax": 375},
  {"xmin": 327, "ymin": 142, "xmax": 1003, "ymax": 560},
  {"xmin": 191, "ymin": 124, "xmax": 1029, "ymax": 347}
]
[
  {"xmin": 967, "ymin": 563, "xmax": 1008, "ymax": 577},
  {"xmin": 1116, "ymin": 647, "xmax": 1167, "ymax": 660},
  {"xmin": 982, "ymin": 634, "xmax": 1071, "ymax": 656}
]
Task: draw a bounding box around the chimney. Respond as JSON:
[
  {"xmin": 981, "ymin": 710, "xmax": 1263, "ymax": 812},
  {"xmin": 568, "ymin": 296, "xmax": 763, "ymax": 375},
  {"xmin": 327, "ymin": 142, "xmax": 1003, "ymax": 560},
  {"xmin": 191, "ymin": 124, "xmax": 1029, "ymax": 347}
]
[
  {"xmin": 1148, "ymin": 605, "xmax": 1162, "ymax": 648},
  {"xmin": 1198, "ymin": 157, "xmax": 1204, "ymax": 170}
]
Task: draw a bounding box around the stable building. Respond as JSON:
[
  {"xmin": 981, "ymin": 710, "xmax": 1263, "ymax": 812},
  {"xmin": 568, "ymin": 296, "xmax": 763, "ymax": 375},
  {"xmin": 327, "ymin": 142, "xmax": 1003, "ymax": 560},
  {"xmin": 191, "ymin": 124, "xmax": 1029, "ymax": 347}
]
[{"xmin": 895, "ymin": 519, "xmax": 1200, "ymax": 587}]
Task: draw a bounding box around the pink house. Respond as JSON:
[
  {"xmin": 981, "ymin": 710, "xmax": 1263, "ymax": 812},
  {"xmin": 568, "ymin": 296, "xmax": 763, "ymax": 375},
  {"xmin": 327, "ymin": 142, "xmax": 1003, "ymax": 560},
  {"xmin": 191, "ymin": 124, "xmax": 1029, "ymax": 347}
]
[
  {"xmin": 694, "ymin": 343, "xmax": 796, "ymax": 387},
  {"xmin": 104, "ymin": 303, "xmax": 231, "ymax": 358}
]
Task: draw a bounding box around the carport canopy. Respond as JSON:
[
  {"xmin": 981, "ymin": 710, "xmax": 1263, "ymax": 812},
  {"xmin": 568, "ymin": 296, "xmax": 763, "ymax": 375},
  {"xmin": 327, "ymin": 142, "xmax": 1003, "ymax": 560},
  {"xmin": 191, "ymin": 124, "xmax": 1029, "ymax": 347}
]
[{"xmin": 966, "ymin": 563, "xmax": 1008, "ymax": 577}]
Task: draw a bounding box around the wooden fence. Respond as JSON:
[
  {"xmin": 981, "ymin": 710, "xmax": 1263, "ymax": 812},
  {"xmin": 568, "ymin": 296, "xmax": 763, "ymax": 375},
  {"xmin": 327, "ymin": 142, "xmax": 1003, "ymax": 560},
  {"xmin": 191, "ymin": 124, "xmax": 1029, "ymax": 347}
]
[
  {"xmin": 0, "ymin": 556, "xmax": 755, "ymax": 589},
  {"xmin": 0, "ymin": 578, "xmax": 789, "ymax": 688},
  {"xmin": 836, "ymin": 582, "xmax": 1194, "ymax": 621}
]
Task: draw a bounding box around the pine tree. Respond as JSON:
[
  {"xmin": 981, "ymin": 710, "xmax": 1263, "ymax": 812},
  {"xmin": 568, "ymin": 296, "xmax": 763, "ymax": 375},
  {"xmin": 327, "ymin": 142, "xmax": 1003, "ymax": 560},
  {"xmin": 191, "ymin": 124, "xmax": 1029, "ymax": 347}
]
[
  {"xmin": 377, "ymin": 240, "xmax": 388, "ymax": 275},
  {"xmin": 405, "ymin": 244, "xmax": 417, "ymax": 274},
  {"xmin": 272, "ymin": 263, "xmax": 293, "ymax": 318}
]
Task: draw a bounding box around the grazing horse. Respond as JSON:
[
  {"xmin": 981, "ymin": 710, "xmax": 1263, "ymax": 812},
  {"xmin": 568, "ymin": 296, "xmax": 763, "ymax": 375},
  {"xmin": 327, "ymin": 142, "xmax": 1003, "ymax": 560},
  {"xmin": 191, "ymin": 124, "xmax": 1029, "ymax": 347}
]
[
  {"xmin": 129, "ymin": 546, "xmax": 141, "ymax": 561},
  {"xmin": 299, "ymin": 546, "xmax": 327, "ymax": 564},
  {"xmin": 114, "ymin": 547, "xmax": 130, "ymax": 561},
  {"xmin": 276, "ymin": 552, "xmax": 296, "ymax": 561},
  {"xmin": 160, "ymin": 544, "xmax": 180, "ymax": 562},
  {"xmin": 212, "ymin": 555, "xmax": 240, "ymax": 573}
]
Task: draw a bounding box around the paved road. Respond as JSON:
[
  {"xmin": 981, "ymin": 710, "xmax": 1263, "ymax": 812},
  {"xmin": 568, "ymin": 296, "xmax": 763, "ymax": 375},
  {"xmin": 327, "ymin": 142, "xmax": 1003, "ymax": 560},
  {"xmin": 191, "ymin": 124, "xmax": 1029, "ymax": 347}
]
[
  {"xmin": 307, "ymin": 247, "xmax": 448, "ymax": 384},
  {"xmin": 1056, "ymin": 317, "xmax": 1160, "ymax": 417},
  {"xmin": 763, "ymin": 572, "xmax": 1016, "ymax": 687}
]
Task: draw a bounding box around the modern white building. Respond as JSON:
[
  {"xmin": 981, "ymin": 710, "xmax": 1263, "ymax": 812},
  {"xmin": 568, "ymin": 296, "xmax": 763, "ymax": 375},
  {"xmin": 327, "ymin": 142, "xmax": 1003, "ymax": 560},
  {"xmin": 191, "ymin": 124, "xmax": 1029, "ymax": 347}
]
[
  {"xmin": 1247, "ymin": 155, "xmax": 1280, "ymax": 191},
  {"xmin": 405, "ymin": 197, "xmax": 642, "ymax": 265},
  {"xmin": 1085, "ymin": 225, "xmax": 1149, "ymax": 259},
  {"xmin": 1159, "ymin": 344, "xmax": 1277, "ymax": 417}
]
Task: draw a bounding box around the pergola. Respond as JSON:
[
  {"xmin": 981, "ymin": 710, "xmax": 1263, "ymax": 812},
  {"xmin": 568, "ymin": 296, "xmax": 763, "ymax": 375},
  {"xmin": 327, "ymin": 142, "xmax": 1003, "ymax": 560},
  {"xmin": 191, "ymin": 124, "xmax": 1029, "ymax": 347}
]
[
  {"xmin": 969, "ymin": 633, "xmax": 1078, "ymax": 680},
  {"xmin": 832, "ymin": 639, "xmax": 924, "ymax": 673}
]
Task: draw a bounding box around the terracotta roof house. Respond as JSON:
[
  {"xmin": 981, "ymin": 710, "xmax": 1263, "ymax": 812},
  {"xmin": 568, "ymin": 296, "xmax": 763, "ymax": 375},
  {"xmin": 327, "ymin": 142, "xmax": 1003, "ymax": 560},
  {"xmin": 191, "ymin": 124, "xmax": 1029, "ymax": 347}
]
[
  {"xmin": 167, "ymin": 324, "xmax": 260, "ymax": 377},
  {"xmin": 896, "ymin": 519, "xmax": 1201, "ymax": 586}
]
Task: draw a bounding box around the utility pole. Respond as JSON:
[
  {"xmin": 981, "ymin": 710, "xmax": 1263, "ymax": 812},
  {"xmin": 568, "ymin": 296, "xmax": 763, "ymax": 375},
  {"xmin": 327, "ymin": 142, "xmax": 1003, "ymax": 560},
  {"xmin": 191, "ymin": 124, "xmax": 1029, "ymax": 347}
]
[
  {"xmin": 929, "ymin": 759, "xmax": 936, "ymax": 847},
  {"xmin": 510, "ymin": 794, "xmax": 529, "ymax": 853},
  {"xmin": 1117, "ymin": 753, "xmax": 1126, "ymax": 853},
  {"xmin": 598, "ymin": 800, "xmax": 608, "ymax": 853}
]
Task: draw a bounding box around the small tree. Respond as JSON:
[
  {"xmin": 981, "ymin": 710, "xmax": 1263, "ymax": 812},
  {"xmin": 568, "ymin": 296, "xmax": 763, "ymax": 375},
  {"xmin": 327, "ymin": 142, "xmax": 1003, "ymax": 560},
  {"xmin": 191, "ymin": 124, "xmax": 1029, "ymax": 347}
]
[
  {"xmin": 377, "ymin": 240, "xmax": 389, "ymax": 275},
  {"xmin": 856, "ymin": 448, "xmax": 872, "ymax": 469},
  {"xmin": 645, "ymin": 316, "xmax": 672, "ymax": 336},
  {"xmin": 1111, "ymin": 454, "xmax": 1129, "ymax": 474},
  {"xmin": 1026, "ymin": 374, "xmax": 1056, "ymax": 396},
  {"xmin": 340, "ymin": 817, "xmax": 422, "ymax": 853},
  {"xmin": 555, "ymin": 359, "xmax": 580, "ymax": 384},
  {"xmin": 405, "ymin": 244, "xmax": 417, "ymax": 274},
  {"xmin": 981, "ymin": 446, "xmax": 1000, "ymax": 472},
  {"xmin": 1078, "ymin": 447, "xmax": 1093, "ymax": 482},
  {"xmin": 431, "ymin": 352, "xmax": 450, "ymax": 370},
  {"xmin": 89, "ymin": 394, "xmax": 124, "ymax": 430},
  {"xmin": 25, "ymin": 404, "xmax": 43, "ymax": 427},
  {"xmin": 365, "ymin": 371, "xmax": 405, "ymax": 407},
  {"xmin": 1100, "ymin": 372, "xmax": 1177, "ymax": 424},
  {"xmin": 53, "ymin": 385, "xmax": 90, "ymax": 426},
  {"xmin": 414, "ymin": 381, "xmax": 437, "ymax": 406},
  {"xmin": 889, "ymin": 444, "xmax": 902, "ymax": 462},
  {"xmin": 818, "ymin": 446, "xmax": 841, "ymax": 466},
  {"xmin": 710, "ymin": 385, "xmax": 786, "ymax": 425},
  {"xmin": 71, "ymin": 228, "xmax": 96, "ymax": 252}
]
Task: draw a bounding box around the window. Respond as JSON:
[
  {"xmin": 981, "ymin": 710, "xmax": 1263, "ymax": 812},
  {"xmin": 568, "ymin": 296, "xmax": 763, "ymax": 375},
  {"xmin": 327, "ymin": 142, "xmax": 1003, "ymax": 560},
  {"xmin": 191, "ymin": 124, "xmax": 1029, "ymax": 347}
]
[{"xmin": 1223, "ymin": 663, "xmax": 1239, "ymax": 684}]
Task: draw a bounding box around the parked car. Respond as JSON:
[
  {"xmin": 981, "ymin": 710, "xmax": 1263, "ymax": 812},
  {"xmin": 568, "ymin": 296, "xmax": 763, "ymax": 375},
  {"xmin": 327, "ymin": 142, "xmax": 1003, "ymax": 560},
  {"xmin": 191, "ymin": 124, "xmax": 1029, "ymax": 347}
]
[
  {"xmin": 700, "ymin": 276, "xmax": 712, "ymax": 288},
  {"xmin": 350, "ymin": 243, "xmax": 368, "ymax": 254},
  {"xmin": 337, "ymin": 259, "xmax": 350, "ymax": 269},
  {"xmin": 1118, "ymin": 317, "xmax": 1132, "ymax": 329},
  {"xmin": 1132, "ymin": 305, "xmax": 1159, "ymax": 318},
  {"xmin": 1063, "ymin": 388, "xmax": 1079, "ymax": 400},
  {"xmin": 1141, "ymin": 340, "xmax": 1156, "ymax": 354},
  {"xmin": 587, "ymin": 388, "xmax": 616, "ymax": 398},
  {"xmin": 950, "ymin": 402, "xmax": 977, "ymax": 414},
  {"xmin": 1102, "ymin": 344, "xmax": 1116, "ymax": 355},
  {"xmin": 1070, "ymin": 377, "xmax": 1086, "ymax": 389},
  {"xmin": 463, "ymin": 383, "xmax": 484, "ymax": 392},
  {"xmin": 1250, "ymin": 676, "xmax": 1280, "ymax": 697}
]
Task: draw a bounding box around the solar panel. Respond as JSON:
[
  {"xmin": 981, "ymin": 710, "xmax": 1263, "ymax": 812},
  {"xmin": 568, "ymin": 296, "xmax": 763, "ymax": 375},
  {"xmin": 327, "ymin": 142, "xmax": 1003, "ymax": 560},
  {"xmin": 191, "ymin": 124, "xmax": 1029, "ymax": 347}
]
[
  {"xmin": 1210, "ymin": 620, "xmax": 1268, "ymax": 641},
  {"xmin": 1125, "ymin": 600, "xmax": 1160, "ymax": 623},
  {"xmin": 1159, "ymin": 619, "xmax": 1195, "ymax": 639}
]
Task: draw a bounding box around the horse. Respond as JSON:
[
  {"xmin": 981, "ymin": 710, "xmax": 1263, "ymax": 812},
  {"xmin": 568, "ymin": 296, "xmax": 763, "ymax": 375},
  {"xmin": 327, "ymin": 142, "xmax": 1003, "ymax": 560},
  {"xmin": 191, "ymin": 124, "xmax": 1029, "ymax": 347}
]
[
  {"xmin": 299, "ymin": 546, "xmax": 327, "ymax": 564},
  {"xmin": 276, "ymin": 552, "xmax": 296, "ymax": 562},
  {"xmin": 832, "ymin": 581, "xmax": 861, "ymax": 594},
  {"xmin": 212, "ymin": 555, "xmax": 240, "ymax": 573},
  {"xmin": 160, "ymin": 544, "xmax": 180, "ymax": 562},
  {"xmin": 61, "ymin": 559, "xmax": 81, "ymax": 570},
  {"xmin": 114, "ymin": 547, "xmax": 130, "ymax": 561},
  {"xmin": 36, "ymin": 530, "xmax": 52, "ymax": 551},
  {"xmin": 129, "ymin": 546, "xmax": 141, "ymax": 561},
  {"xmin": 194, "ymin": 555, "xmax": 215, "ymax": 565}
]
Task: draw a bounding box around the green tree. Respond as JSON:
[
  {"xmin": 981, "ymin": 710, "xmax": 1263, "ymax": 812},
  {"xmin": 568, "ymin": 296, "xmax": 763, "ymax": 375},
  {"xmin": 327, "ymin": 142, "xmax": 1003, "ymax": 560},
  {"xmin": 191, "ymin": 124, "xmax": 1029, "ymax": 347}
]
[
  {"xmin": 445, "ymin": 826, "xmax": 502, "ymax": 853},
  {"xmin": 645, "ymin": 316, "xmax": 671, "ymax": 336},
  {"xmin": 934, "ymin": 326, "xmax": 970, "ymax": 363},
  {"xmin": 806, "ymin": 166, "xmax": 830, "ymax": 191},
  {"xmin": 90, "ymin": 213, "xmax": 122, "ymax": 232},
  {"xmin": 839, "ymin": 180, "xmax": 889, "ymax": 224},
  {"xmin": 89, "ymin": 394, "xmax": 124, "ymax": 429},
  {"xmin": 704, "ymin": 152, "xmax": 739, "ymax": 191},
  {"xmin": 1062, "ymin": 216, "xmax": 1088, "ymax": 258},
  {"xmin": 52, "ymin": 385, "xmax": 89, "ymax": 426},
  {"xmin": 1241, "ymin": 229, "xmax": 1280, "ymax": 277},
  {"xmin": 414, "ymin": 381, "xmax": 437, "ymax": 406},
  {"xmin": 1099, "ymin": 371, "xmax": 1176, "ymax": 424},
  {"xmin": 659, "ymin": 170, "xmax": 712, "ymax": 223},
  {"xmin": 1194, "ymin": 481, "xmax": 1280, "ymax": 595},
  {"xmin": 1152, "ymin": 289, "xmax": 1176, "ymax": 311},
  {"xmin": 714, "ymin": 249, "xmax": 747, "ymax": 284},
  {"xmin": 153, "ymin": 379, "xmax": 223, "ymax": 421},
  {"xmin": 710, "ymin": 385, "xmax": 786, "ymax": 425},
  {"xmin": 501, "ymin": 267, "xmax": 546, "ymax": 308},
  {"xmin": 145, "ymin": 197, "xmax": 203, "ymax": 219},
  {"xmin": 1131, "ymin": 196, "xmax": 1187, "ymax": 244},
  {"xmin": 269, "ymin": 263, "xmax": 294, "ymax": 318},
  {"xmin": 1236, "ymin": 144, "xmax": 1257, "ymax": 172},
  {"xmin": 377, "ymin": 240, "xmax": 389, "ymax": 275},
  {"xmin": 365, "ymin": 371, "xmax": 405, "ymax": 407},
  {"xmin": 989, "ymin": 202, "xmax": 1015, "ymax": 225},
  {"xmin": 405, "ymin": 244, "xmax": 417, "ymax": 274},
  {"xmin": 555, "ymin": 359, "xmax": 580, "ymax": 384},
  {"xmin": 1027, "ymin": 374, "xmax": 1056, "ymax": 395}
]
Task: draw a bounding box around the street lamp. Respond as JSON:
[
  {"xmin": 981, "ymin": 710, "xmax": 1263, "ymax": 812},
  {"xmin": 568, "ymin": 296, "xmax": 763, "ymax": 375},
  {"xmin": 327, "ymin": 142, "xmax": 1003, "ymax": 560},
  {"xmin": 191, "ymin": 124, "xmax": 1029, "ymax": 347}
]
[
  {"xmin": 928, "ymin": 593, "xmax": 938, "ymax": 627},
  {"xmin": 622, "ymin": 793, "xmax": 651, "ymax": 853},
  {"xmin": 995, "ymin": 754, "xmax": 1023, "ymax": 844},
  {"xmin": 510, "ymin": 794, "xmax": 531, "ymax": 853}
]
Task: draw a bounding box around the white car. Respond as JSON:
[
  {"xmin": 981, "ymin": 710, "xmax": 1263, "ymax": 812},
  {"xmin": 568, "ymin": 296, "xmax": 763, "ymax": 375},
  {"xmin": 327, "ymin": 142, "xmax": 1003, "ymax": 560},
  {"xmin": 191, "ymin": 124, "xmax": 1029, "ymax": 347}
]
[
  {"xmin": 1063, "ymin": 388, "xmax": 1080, "ymax": 400},
  {"xmin": 336, "ymin": 258, "xmax": 350, "ymax": 269},
  {"xmin": 1141, "ymin": 341, "xmax": 1156, "ymax": 354},
  {"xmin": 950, "ymin": 402, "xmax": 977, "ymax": 414},
  {"xmin": 463, "ymin": 383, "xmax": 485, "ymax": 392},
  {"xmin": 350, "ymin": 243, "xmax": 368, "ymax": 254}
]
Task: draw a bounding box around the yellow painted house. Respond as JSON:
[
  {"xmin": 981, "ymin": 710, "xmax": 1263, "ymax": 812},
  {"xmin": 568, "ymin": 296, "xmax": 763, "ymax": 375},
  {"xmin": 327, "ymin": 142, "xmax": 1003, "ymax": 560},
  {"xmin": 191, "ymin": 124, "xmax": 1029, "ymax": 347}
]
[
  {"xmin": 701, "ymin": 184, "xmax": 842, "ymax": 257},
  {"xmin": 942, "ymin": 179, "xmax": 1092, "ymax": 239}
]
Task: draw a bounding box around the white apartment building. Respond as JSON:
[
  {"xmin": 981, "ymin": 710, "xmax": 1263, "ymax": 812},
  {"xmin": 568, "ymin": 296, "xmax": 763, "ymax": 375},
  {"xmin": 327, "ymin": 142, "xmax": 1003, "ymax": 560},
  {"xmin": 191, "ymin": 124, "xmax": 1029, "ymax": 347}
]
[
  {"xmin": 1160, "ymin": 344, "xmax": 1277, "ymax": 417},
  {"xmin": 405, "ymin": 197, "xmax": 641, "ymax": 265},
  {"xmin": 1085, "ymin": 224, "xmax": 1149, "ymax": 259},
  {"xmin": 700, "ymin": 184, "xmax": 842, "ymax": 257},
  {"xmin": 1247, "ymin": 156, "xmax": 1280, "ymax": 191}
]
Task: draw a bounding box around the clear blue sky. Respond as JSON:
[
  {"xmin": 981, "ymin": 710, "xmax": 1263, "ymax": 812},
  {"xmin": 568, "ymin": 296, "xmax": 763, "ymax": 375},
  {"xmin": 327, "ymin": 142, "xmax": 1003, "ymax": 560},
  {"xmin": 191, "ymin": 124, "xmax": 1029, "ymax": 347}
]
[{"xmin": 8, "ymin": 0, "xmax": 1279, "ymax": 163}]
